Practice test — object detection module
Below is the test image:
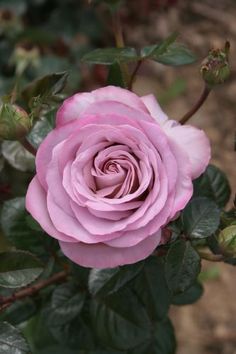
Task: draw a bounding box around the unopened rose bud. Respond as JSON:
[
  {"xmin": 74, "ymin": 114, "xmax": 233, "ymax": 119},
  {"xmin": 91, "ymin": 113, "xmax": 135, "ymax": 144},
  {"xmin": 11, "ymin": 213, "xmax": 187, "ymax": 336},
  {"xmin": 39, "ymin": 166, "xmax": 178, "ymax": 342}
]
[
  {"xmin": 0, "ymin": 104, "xmax": 31, "ymax": 140},
  {"xmin": 201, "ymin": 42, "xmax": 230, "ymax": 86},
  {"xmin": 218, "ymin": 225, "xmax": 236, "ymax": 258}
]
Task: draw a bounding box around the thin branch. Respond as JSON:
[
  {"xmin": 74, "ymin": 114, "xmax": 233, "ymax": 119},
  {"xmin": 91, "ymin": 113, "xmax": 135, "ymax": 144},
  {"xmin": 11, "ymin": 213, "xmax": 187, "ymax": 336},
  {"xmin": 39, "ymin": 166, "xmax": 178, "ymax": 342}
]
[
  {"xmin": 19, "ymin": 137, "xmax": 37, "ymax": 156},
  {"xmin": 0, "ymin": 270, "xmax": 68, "ymax": 312},
  {"xmin": 128, "ymin": 60, "xmax": 143, "ymax": 90},
  {"xmin": 179, "ymin": 84, "xmax": 211, "ymax": 125}
]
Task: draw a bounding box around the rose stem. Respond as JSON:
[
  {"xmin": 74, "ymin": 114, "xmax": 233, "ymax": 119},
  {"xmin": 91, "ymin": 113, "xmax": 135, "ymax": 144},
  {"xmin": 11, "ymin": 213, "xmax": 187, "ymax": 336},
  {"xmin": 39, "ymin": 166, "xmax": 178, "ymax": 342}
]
[
  {"xmin": 19, "ymin": 137, "xmax": 37, "ymax": 156},
  {"xmin": 111, "ymin": 9, "xmax": 130, "ymax": 87},
  {"xmin": 0, "ymin": 270, "xmax": 68, "ymax": 312},
  {"xmin": 179, "ymin": 84, "xmax": 211, "ymax": 125},
  {"xmin": 128, "ymin": 59, "xmax": 143, "ymax": 90}
]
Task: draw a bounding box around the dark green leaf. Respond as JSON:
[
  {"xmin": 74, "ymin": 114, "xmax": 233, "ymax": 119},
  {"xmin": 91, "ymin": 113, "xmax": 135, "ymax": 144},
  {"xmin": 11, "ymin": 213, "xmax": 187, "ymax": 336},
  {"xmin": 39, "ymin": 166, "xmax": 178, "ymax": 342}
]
[
  {"xmin": 181, "ymin": 197, "xmax": 220, "ymax": 239},
  {"xmin": 1, "ymin": 197, "xmax": 45, "ymax": 255},
  {"xmin": 154, "ymin": 43, "xmax": 196, "ymax": 66},
  {"xmin": 133, "ymin": 257, "xmax": 171, "ymax": 320},
  {"xmin": 0, "ymin": 298, "xmax": 37, "ymax": 325},
  {"xmin": 0, "ymin": 322, "xmax": 29, "ymax": 354},
  {"xmin": 90, "ymin": 288, "xmax": 151, "ymax": 350},
  {"xmin": 48, "ymin": 283, "xmax": 85, "ymax": 326},
  {"xmin": 0, "ymin": 251, "xmax": 43, "ymax": 288},
  {"xmin": 142, "ymin": 35, "xmax": 196, "ymax": 66},
  {"xmin": 21, "ymin": 72, "xmax": 68, "ymax": 106},
  {"xmin": 1, "ymin": 141, "xmax": 35, "ymax": 172},
  {"xmin": 82, "ymin": 48, "xmax": 138, "ymax": 65},
  {"xmin": 172, "ymin": 282, "xmax": 203, "ymax": 305},
  {"xmin": 193, "ymin": 164, "xmax": 231, "ymax": 208},
  {"xmin": 129, "ymin": 318, "xmax": 176, "ymax": 354},
  {"xmin": 27, "ymin": 115, "xmax": 54, "ymax": 149},
  {"xmin": 107, "ymin": 63, "xmax": 126, "ymax": 88},
  {"xmin": 141, "ymin": 33, "xmax": 178, "ymax": 58},
  {"xmin": 89, "ymin": 261, "xmax": 143, "ymax": 297},
  {"xmin": 165, "ymin": 240, "xmax": 201, "ymax": 294},
  {"xmin": 49, "ymin": 316, "xmax": 95, "ymax": 350}
]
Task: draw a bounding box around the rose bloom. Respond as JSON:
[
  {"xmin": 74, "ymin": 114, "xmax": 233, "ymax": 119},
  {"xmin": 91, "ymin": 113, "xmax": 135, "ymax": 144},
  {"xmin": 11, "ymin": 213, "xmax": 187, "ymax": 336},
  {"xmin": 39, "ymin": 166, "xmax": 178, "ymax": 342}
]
[{"xmin": 26, "ymin": 86, "xmax": 210, "ymax": 268}]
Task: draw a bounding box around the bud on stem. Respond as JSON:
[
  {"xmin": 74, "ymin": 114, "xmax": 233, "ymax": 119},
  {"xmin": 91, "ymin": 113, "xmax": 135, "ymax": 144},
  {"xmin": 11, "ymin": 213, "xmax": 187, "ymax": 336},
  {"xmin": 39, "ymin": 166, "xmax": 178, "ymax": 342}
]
[
  {"xmin": 0, "ymin": 104, "xmax": 31, "ymax": 141},
  {"xmin": 201, "ymin": 41, "xmax": 230, "ymax": 87}
]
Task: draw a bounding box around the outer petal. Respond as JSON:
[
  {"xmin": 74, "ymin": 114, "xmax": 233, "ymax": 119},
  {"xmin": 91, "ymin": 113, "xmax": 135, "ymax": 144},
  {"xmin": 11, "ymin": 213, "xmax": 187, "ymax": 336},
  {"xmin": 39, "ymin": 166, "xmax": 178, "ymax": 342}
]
[
  {"xmin": 164, "ymin": 124, "xmax": 211, "ymax": 179},
  {"xmin": 56, "ymin": 86, "xmax": 149, "ymax": 126},
  {"xmin": 59, "ymin": 231, "xmax": 161, "ymax": 268},
  {"xmin": 141, "ymin": 94, "xmax": 168, "ymax": 124},
  {"xmin": 25, "ymin": 176, "xmax": 76, "ymax": 243}
]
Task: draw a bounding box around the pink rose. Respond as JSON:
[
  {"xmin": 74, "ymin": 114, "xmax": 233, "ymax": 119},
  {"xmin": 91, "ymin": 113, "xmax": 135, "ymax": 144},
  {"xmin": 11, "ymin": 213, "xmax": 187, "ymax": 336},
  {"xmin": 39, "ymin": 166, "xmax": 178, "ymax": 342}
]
[{"xmin": 26, "ymin": 86, "xmax": 210, "ymax": 268}]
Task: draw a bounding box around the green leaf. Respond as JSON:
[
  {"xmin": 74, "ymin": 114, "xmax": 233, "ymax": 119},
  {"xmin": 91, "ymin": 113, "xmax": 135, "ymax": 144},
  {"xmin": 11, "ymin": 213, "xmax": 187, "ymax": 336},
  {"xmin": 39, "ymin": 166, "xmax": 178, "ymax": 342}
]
[
  {"xmin": 49, "ymin": 316, "xmax": 95, "ymax": 350},
  {"xmin": 133, "ymin": 257, "xmax": 171, "ymax": 320},
  {"xmin": 21, "ymin": 72, "xmax": 68, "ymax": 107},
  {"xmin": 0, "ymin": 322, "xmax": 29, "ymax": 354},
  {"xmin": 0, "ymin": 298, "xmax": 37, "ymax": 325},
  {"xmin": 141, "ymin": 33, "xmax": 178, "ymax": 58},
  {"xmin": 181, "ymin": 197, "xmax": 220, "ymax": 239},
  {"xmin": 1, "ymin": 197, "xmax": 45, "ymax": 255},
  {"xmin": 0, "ymin": 250, "xmax": 43, "ymax": 288},
  {"xmin": 165, "ymin": 240, "xmax": 201, "ymax": 294},
  {"xmin": 82, "ymin": 48, "xmax": 138, "ymax": 65},
  {"xmin": 172, "ymin": 282, "xmax": 203, "ymax": 305},
  {"xmin": 142, "ymin": 34, "xmax": 196, "ymax": 66},
  {"xmin": 48, "ymin": 283, "xmax": 85, "ymax": 326},
  {"xmin": 154, "ymin": 43, "xmax": 196, "ymax": 66},
  {"xmin": 107, "ymin": 63, "xmax": 126, "ymax": 88},
  {"xmin": 193, "ymin": 164, "xmax": 231, "ymax": 208},
  {"xmin": 2, "ymin": 141, "xmax": 35, "ymax": 172},
  {"xmin": 27, "ymin": 115, "xmax": 54, "ymax": 149},
  {"xmin": 129, "ymin": 318, "xmax": 176, "ymax": 354},
  {"xmin": 88, "ymin": 261, "xmax": 143, "ymax": 297},
  {"xmin": 90, "ymin": 288, "xmax": 151, "ymax": 350}
]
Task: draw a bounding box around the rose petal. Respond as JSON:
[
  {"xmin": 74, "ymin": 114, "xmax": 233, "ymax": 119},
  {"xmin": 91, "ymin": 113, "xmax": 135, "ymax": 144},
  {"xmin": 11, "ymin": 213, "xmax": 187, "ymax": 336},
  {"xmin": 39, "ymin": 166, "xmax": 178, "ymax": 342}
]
[
  {"xmin": 141, "ymin": 94, "xmax": 168, "ymax": 124},
  {"xmin": 56, "ymin": 86, "xmax": 149, "ymax": 126},
  {"xmin": 26, "ymin": 176, "xmax": 76, "ymax": 243},
  {"xmin": 164, "ymin": 124, "xmax": 211, "ymax": 179},
  {"xmin": 59, "ymin": 231, "xmax": 161, "ymax": 268}
]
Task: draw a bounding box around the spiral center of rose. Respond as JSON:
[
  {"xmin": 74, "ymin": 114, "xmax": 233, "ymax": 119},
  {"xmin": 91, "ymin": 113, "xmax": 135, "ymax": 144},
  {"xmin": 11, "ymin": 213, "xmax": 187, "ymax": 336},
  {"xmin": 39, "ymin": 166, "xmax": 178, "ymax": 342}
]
[{"xmin": 91, "ymin": 144, "xmax": 140, "ymax": 199}]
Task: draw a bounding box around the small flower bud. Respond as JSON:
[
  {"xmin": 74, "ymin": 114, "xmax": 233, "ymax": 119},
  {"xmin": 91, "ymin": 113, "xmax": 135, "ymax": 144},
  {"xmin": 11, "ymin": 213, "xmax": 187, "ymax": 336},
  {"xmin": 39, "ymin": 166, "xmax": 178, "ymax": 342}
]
[
  {"xmin": 218, "ymin": 225, "xmax": 236, "ymax": 258},
  {"xmin": 0, "ymin": 104, "xmax": 31, "ymax": 140},
  {"xmin": 201, "ymin": 42, "xmax": 230, "ymax": 86}
]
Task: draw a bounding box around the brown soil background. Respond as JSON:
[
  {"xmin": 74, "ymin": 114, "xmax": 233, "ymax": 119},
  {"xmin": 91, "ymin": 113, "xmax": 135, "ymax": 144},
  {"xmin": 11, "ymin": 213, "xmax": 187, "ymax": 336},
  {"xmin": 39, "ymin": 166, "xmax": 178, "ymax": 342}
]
[{"xmin": 127, "ymin": 0, "xmax": 236, "ymax": 353}]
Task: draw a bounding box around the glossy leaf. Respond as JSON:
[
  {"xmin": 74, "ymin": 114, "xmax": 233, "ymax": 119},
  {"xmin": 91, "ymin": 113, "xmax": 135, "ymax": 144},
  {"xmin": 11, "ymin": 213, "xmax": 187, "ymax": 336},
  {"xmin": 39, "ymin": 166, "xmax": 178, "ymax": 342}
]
[
  {"xmin": 107, "ymin": 63, "xmax": 126, "ymax": 88},
  {"xmin": 129, "ymin": 318, "xmax": 176, "ymax": 354},
  {"xmin": 172, "ymin": 282, "xmax": 203, "ymax": 306},
  {"xmin": 1, "ymin": 197, "xmax": 45, "ymax": 254},
  {"xmin": 82, "ymin": 48, "xmax": 138, "ymax": 65},
  {"xmin": 165, "ymin": 240, "xmax": 201, "ymax": 294},
  {"xmin": 89, "ymin": 261, "xmax": 143, "ymax": 297},
  {"xmin": 181, "ymin": 197, "xmax": 220, "ymax": 239},
  {"xmin": 0, "ymin": 250, "xmax": 43, "ymax": 288},
  {"xmin": 0, "ymin": 298, "xmax": 37, "ymax": 326},
  {"xmin": 133, "ymin": 257, "xmax": 171, "ymax": 320},
  {"xmin": 193, "ymin": 164, "xmax": 231, "ymax": 208},
  {"xmin": 90, "ymin": 288, "xmax": 151, "ymax": 350},
  {"xmin": 141, "ymin": 33, "xmax": 178, "ymax": 58},
  {"xmin": 2, "ymin": 141, "xmax": 35, "ymax": 172},
  {"xmin": 48, "ymin": 283, "xmax": 85, "ymax": 326},
  {"xmin": 0, "ymin": 322, "xmax": 29, "ymax": 354},
  {"xmin": 142, "ymin": 35, "xmax": 196, "ymax": 66},
  {"xmin": 21, "ymin": 72, "xmax": 68, "ymax": 107}
]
